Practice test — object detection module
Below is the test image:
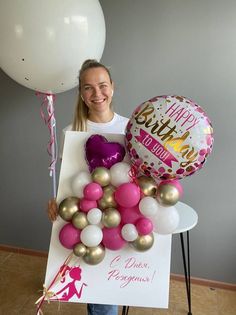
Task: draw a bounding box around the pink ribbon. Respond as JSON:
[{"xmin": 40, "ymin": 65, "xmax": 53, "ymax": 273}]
[
  {"xmin": 36, "ymin": 92, "xmax": 57, "ymax": 197},
  {"xmin": 35, "ymin": 253, "xmax": 74, "ymax": 314},
  {"xmin": 135, "ymin": 129, "xmax": 178, "ymax": 167}
]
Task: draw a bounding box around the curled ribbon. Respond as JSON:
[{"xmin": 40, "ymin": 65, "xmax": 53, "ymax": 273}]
[
  {"xmin": 35, "ymin": 253, "xmax": 74, "ymax": 314},
  {"xmin": 128, "ymin": 164, "xmax": 139, "ymax": 184},
  {"xmin": 35, "ymin": 285, "xmax": 60, "ymax": 315},
  {"xmin": 36, "ymin": 91, "xmax": 58, "ymax": 197}
]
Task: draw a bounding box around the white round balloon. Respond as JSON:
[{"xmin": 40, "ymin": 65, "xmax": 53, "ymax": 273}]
[
  {"xmin": 153, "ymin": 205, "xmax": 180, "ymax": 234},
  {"xmin": 139, "ymin": 196, "xmax": 159, "ymax": 217},
  {"xmin": 80, "ymin": 225, "xmax": 103, "ymax": 247},
  {"xmin": 87, "ymin": 208, "xmax": 102, "ymax": 225},
  {"xmin": 121, "ymin": 224, "xmax": 138, "ymax": 242},
  {"xmin": 110, "ymin": 162, "xmax": 131, "ymax": 187},
  {"xmin": 0, "ymin": 0, "xmax": 106, "ymax": 93},
  {"xmin": 71, "ymin": 171, "xmax": 92, "ymax": 198}
]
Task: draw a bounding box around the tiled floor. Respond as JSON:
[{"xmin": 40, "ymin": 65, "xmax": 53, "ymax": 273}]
[{"xmin": 0, "ymin": 249, "xmax": 235, "ymax": 315}]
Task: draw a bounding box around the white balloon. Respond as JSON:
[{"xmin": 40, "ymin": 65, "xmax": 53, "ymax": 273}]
[
  {"xmin": 80, "ymin": 225, "xmax": 103, "ymax": 247},
  {"xmin": 87, "ymin": 208, "xmax": 102, "ymax": 225},
  {"xmin": 121, "ymin": 224, "xmax": 138, "ymax": 242},
  {"xmin": 139, "ymin": 197, "xmax": 159, "ymax": 217},
  {"xmin": 71, "ymin": 171, "xmax": 92, "ymax": 198},
  {"xmin": 0, "ymin": 0, "xmax": 105, "ymax": 93},
  {"xmin": 153, "ymin": 205, "xmax": 180, "ymax": 235},
  {"xmin": 110, "ymin": 162, "xmax": 132, "ymax": 187}
]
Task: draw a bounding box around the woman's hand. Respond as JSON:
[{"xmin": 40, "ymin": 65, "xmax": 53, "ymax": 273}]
[{"xmin": 47, "ymin": 198, "xmax": 58, "ymax": 221}]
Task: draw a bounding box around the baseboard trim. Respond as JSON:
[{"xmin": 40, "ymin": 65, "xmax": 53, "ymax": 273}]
[
  {"xmin": 0, "ymin": 244, "xmax": 48, "ymax": 257},
  {"xmin": 170, "ymin": 274, "xmax": 236, "ymax": 291},
  {"xmin": 1, "ymin": 244, "xmax": 235, "ymax": 291}
]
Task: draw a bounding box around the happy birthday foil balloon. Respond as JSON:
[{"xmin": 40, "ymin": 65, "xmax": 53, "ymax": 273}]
[
  {"xmin": 125, "ymin": 95, "xmax": 213, "ymax": 180},
  {"xmin": 85, "ymin": 134, "xmax": 126, "ymax": 172}
]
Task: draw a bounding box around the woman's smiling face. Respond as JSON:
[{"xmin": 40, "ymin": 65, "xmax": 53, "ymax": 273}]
[{"xmin": 80, "ymin": 67, "xmax": 114, "ymax": 115}]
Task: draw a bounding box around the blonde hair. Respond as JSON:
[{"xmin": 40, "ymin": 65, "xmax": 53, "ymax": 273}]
[{"xmin": 72, "ymin": 59, "xmax": 113, "ymax": 131}]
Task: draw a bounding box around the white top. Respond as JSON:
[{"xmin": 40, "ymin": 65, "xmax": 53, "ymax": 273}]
[
  {"xmin": 60, "ymin": 113, "xmax": 129, "ymax": 158},
  {"xmin": 173, "ymin": 201, "xmax": 198, "ymax": 234}
]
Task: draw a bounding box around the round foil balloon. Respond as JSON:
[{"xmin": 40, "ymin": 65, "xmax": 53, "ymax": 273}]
[
  {"xmin": 0, "ymin": 0, "xmax": 105, "ymax": 93},
  {"xmin": 125, "ymin": 95, "xmax": 213, "ymax": 180}
]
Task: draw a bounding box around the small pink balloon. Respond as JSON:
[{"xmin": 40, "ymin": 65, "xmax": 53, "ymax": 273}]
[
  {"xmin": 115, "ymin": 183, "xmax": 141, "ymax": 208},
  {"xmin": 80, "ymin": 198, "xmax": 97, "ymax": 213},
  {"xmin": 119, "ymin": 205, "xmax": 143, "ymax": 224},
  {"xmin": 159, "ymin": 179, "xmax": 183, "ymax": 198},
  {"xmin": 136, "ymin": 218, "xmax": 153, "ymax": 235},
  {"xmin": 102, "ymin": 226, "xmax": 126, "ymax": 250},
  {"xmin": 83, "ymin": 182, "xmax": 103, "ymax": 201},
  {"xmin": 59, "ymin": 223, "xmax": 81, "ymax": 249}
]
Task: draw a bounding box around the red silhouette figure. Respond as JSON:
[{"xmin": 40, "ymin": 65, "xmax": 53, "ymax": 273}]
[{"xmin": 55, "ymin": 266, "xmax": 87, "ymax": 301}]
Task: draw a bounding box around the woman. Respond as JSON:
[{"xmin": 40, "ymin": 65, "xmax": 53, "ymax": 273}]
[{"xmin": 48, "ymin": 59, "xmax": 129, "ymax": 315}]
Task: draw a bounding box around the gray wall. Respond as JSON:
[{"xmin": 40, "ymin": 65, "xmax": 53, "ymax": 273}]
[{"xmin": 0, "ymin": 0, "xmax": 235, "ymax": 284}]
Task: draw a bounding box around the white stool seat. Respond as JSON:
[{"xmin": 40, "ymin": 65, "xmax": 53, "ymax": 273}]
[{"xmin": 173, "ymin": 201, "xmax": 198, "ymax": 234}]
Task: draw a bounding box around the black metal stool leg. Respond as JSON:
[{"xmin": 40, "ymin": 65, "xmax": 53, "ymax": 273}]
[
  {"xmin": 180, "ymin": 232, "xmax": 192, "ymax": 315},
  {"xmin": 122, "ymin": 306, "xmax": 129, "ymax": 315}
]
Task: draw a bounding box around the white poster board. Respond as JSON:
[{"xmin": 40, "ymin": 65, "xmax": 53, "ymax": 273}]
[{"xmin": 45, "ymin": 131, "xmax": 172, "ymax": 308}]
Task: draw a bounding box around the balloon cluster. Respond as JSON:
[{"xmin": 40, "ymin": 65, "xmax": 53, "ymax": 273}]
[
  {"xmin": 58, "ymin": 95, "xmax": 213, "ymax": 266},
  {"xmin": 58, "ymin": 138, "xmax": 182, "ymax": 265}
]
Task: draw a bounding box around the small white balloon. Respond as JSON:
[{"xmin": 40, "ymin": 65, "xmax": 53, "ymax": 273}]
[
  {"xmin": 71, "ymin": 171, "xmax": 92, "ymax": 198},
  {"xmin": 121, "ymin": 224, "xmax": 138, "ymax": 242},
  {"xmin": 110, "ymin": 162, "xmax": 131, "ymax": 187},
  {"xmin": 87, "ymin": 208, "xmax": 102, "ymax": 225},
  {"xmin": 80, "ymin": 225, "xmax": 103, "ymax": 247},
  {"xmin": 139, "ymin": 196, "xmax": 159, "ymax": 217},
  {"xmin": 153, "ymin": 205, "xmax": 180, "ymax": 234}
]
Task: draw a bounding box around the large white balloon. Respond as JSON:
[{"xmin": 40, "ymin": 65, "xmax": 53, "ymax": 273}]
[
  {"xmin": 80, "ymin": 225, "xmax": 103, "ymax": 247},
  {"xmin": 139, "ymin": 196, "xmax": 159, "ymax": 217},
  {"xmin": 0, "ymin": 0, "xmax": 106, "ymax": 93},
  {"xmin": 110, "ymin": 162, "xmax": 132, "ymax": 187},
  {"xmin": 153, "ymin": 205, "xmax": 180, "ymax": 234}
]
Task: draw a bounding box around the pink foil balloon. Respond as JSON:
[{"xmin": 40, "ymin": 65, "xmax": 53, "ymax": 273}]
[
  {"xmin": 85, "ymin": 134, "xmax": 126, "ymax": 172},
  {"xmin": 59, "ymin": 223, "xmax": 81, "ymax": 249},
  {"xmin": 118, "ymin": 205, "xmax": 143, "ymax": 224},
  {"xmin": 102, "ymin": 226, "xmax": 126, "ymax": 250},
  {"xmin": 83, "ymin": 182, "xmax": 103, "ymax": 201},
  {"xmin": 115, "ymin": 183, "xmax": 141, "ymax": 208},
  {"xmin": 136, "ymin": 218, "xmax": 153, "ymax": 235},
  {"xmin": 80, "ymin": 198, "xmax": 97, "ymax": 213}
]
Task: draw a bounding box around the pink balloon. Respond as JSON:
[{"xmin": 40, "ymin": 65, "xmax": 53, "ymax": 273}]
[
  {"xmin": 115, "ymin": 183, "xmax": 141, "ymax": 208},
  {"xmin": 102, "ymin": 226, "xmax": 126, "ymax": 250},
  {"xmin": 80, "ymin": 198, "xmax": 97, "ymax": 213},
  {"xmin": 59, "ymin": 223, "xmax": 81, "ymax": 249},
  {"xmin": 119, "ymin": 205, "xmax": 142, "ymax": 224},
  {"xmin": 85, "ymin": 134, "xmax": 126, "ymax": 172},
  {"xmin": 83, "ymin": 182, "xmax": 103, "ymax": 201},
  {"xmin": 136, "ymin": 218, "xmax": 153, "ymax": 235},
  {"xmin": 159, "ymin": 179, "xmax": 183, "ymax": 197}
]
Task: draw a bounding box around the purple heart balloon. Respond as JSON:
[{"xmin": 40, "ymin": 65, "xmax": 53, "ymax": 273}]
[{"xmin": 85, "ymin": 134, "xmax": 126, "ymax": 172}]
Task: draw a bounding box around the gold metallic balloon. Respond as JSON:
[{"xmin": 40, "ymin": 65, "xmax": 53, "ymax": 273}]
[
  {"xmin": 131, "ymin": 233, "xmax": 154, "ymax": 251},
  {"xmin": 102, "ymin": 208, "xmax": 121, "ymax": 228},
  {"xmin": 156, "ymin": 184, "xmax": 180, "ymax": 206},
  {"xmin": 83, "ymin": 245, "xmax": 105, "ymax": 265},
  {"xmin": 137, "ymin": 176, "xmax": 158, "ymax": 196},
  {"xmin": 92, "ymin": 167, "xmax": 111, "ymax": 187},
  {"xmin": 98, "ymin": 185, "xmax": 117, "ymax": 209},
  {"xmin": 58, "ymin": 197, "xmax": 80, "ymax": 221},
  {"xmin": 72, "ymin": 212, "xmax": 88, "ymax": 230},
  {"xmin": 73, "ymin": 243, "xmax": 87, "ymax": 257}
]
